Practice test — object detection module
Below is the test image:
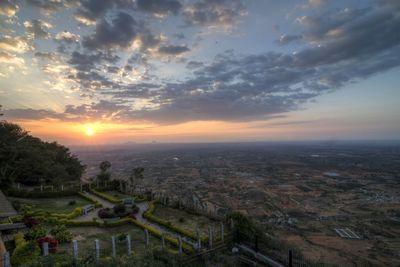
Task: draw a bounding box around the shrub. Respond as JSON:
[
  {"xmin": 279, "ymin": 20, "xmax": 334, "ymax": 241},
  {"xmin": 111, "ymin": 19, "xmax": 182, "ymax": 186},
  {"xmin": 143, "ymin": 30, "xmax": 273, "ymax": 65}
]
[
  {"xmin": 179, "ymin": 217, "xmax": 185, "ymax": 223},
  {"xmin": 12, "ymin": 233, "xmax": 40, "ymax": 266},
  {"xmin": 98, "ymin": 208, "xmax": 116, "ymax": 219},
  {"xmin": 113, "ymin": 203, "xmax": 126, "ymax": 215},
  {"xmin": 50, "ymin": 225, "xmax": 73, "ymax": 243},
  {"xmin": 26, "ymin": 225, "xmax": 46, "ymax": 241},
  {"xmin": 131, "ymin": 205, "xmax": 139, "ymax": 214},
  {"xmin": 68, "ymin": 200, "xmax": 76, "ymax": 205},
  {"xmin": 24, "ymin": 217, "xmax": 39, "ymax": 228}
]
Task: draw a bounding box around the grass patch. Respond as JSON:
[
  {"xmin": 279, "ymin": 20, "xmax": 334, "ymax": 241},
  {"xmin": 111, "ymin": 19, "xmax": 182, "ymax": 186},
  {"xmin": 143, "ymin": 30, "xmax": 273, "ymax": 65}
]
[
  {"xmin": 153, "ymin": 204, "xmax": 216, "ymax": 237},
  {"xmin": 9, "ymin": 196, "xmax": 91, "ymax": 213},
  {"xmin": 103, "ymin": 191, "xmax": 131, "ymax": 200}
]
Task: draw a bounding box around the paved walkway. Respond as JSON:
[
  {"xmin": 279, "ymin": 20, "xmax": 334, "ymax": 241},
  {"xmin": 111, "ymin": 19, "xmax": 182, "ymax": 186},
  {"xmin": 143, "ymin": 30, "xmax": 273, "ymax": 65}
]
[{"xmin": 75, "ymin": 191, "xmax": 198, "ymax": 248}]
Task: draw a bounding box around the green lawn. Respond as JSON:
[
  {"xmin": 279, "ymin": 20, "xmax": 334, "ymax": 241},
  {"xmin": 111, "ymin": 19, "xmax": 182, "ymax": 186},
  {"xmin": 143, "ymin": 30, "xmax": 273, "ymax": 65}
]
[
  {"xmin": 153, "ymin": 204, "xmax": 218, "ymax": 237},
  {"xmin": 103, "ymin": 191, "xmax": 132, "ymax": 200},
  {"xmin": 59, "ymin": 225, "xmax": 174, "ymax": 258},
  {"xmin": 9, "ymin": 196, "xmax": 92, "ymax": 213}
]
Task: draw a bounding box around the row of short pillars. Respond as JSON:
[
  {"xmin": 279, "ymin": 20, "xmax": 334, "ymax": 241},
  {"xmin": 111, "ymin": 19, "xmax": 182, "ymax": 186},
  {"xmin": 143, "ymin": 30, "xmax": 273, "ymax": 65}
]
[
  {"xmin": 203, "ymin": 222, "xmax": 225, "ymax": 249},
  {"xmin": 18, "ymin": 183, "xmax": 84, "ymax": 191},
  {"xmin": 37, "ymin": 229, "xmax": 184, "ymax": 261}
]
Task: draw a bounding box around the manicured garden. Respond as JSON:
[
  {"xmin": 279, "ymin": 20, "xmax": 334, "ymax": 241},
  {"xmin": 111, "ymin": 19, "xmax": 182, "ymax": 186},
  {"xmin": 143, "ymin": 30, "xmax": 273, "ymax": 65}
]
[
  {"xmin": 152, "ymin": 203, "xmax": 217, "ymax": 237},
  {"xmin": 9, "ymin": 195, "xmax": 92, "ymax": 213}
]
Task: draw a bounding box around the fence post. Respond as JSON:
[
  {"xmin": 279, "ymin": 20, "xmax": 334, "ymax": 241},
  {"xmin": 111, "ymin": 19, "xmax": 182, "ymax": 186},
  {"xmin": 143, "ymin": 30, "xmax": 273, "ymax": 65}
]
[
  {"xmin": 126, "ymin": 234, "xmax": 131, "ymax": 255},
  {"xmin": 230, "ymin": 218, "xmax": 234, "ymax": 230},
  {"xmin": 3, "ymin": 251, "xmax": 10, "ymax": 267},
  {"xmin": 96, "ymin": 179, "xmax": 99, "ymax": 188},
  {"xmin": 80, "ymin": 183, "xmax": 83, "ymax": 192},
  {"xmin": 51, "ymin": 185, "xmax": 54, "ymax": 191},
  {"xmin": 61, "ymin": 185, "xmax": 64, "ymax": 191},
  {"xmin": 289, "ymin": 250, "xmax": 293, "ymax": 267},
  {"xmin": 17, "ymin": 183, "xmax": 20, "ymax": 190},
  {"xmin": 42, "ymin": 242, "xmax": 49, "ymax": 256},
  {"xmin": 208, "ymin": 225, "xmax": 213, "ymax": 248},
  {"xmin": 178, "ymin": 236, "xmax": 183, "ymax": 255},
  {"xmin": 220, "ymin": 222, "xmax": 224, "ymax": 243},
  {"xmin": 196, "ymin": 227, "xmax": 201, "ymax": 251},
  {"xmin": 111, "ymin": 236, "xmax": 116, "ymax": 257},
  {"xmin": 94, "ymin": 239, "xmax": 100, "ymax": 260},
  {"xmin": 144, "ymin": 229, "xmax": 149, "ymax": 246},
  {"xmin": 72, "ymin": 240, "xmax": 78, "ymax": 260},
  {"xmin": 161, "ymin": 233, "xmax": 165, "ymax": 250},
  {"xmin": 40, "ymin": 185, "xmax": 43, "ymax": 191}
]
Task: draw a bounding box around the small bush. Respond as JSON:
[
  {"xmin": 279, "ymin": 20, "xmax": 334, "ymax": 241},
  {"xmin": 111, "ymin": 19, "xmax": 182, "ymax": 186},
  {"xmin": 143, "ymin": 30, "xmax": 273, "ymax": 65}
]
[
  {"xmin": 12, "ymin": 233, "xmax": 40, "ymax": 266},
  {"xmin": 68, "ymin": 200, "xmax": 76, "ymax": 205},
  {"xmin": 113, "ymin": 203, "xmax": 126, "ymax": 215},
  {"xmin": 178, "ymin": 217, "xmax": 185, "ymax": 223},
  {"xmin": 50, "ymin": 225, "xmax": 72, "ymax": 243},
  {"xmin": 98, "ymin": 208, "xmax": 116, "ymax": 219},
  {"xmin": 26, "ymin": 225, "xmax": 46, "ymax": 241}
]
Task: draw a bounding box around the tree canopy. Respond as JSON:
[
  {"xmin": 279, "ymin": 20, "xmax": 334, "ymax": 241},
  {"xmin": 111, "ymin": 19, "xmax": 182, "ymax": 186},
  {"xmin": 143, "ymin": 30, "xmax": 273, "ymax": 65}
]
[{"xmin": 0, "ymin": 120, "xmax": 85, "ymax": 187}]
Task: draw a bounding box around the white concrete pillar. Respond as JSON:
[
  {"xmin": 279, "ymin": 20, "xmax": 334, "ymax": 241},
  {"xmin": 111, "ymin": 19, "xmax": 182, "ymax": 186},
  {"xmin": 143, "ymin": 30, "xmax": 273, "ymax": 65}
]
[
  {"xmin": 94, "ymin": 239, "xmax": 100, "ymax": 260},
  {"xmin": 178, "ymin": 236, "xmax": 183, "ymax": 255},
  {"xmin": 196, "ymin": 227, "xmax": 201, "ymax": 251},
  {"xmin": 220, "ymin": 222, "xmax": 224, "ymax": 243},
  {"xmin": 126, "ymin": 234, "xmax": 131, "ymax": 255},
  {"xmin": 61, "ymin": 185, "xmax": 64, "ymax": 191},
  {"xmin": 42, "ymin": 242, "xmax": 49, "ymax": 256},
  {"xmin": 208, "ymin": 225, "xmax": 213, "ymax": 248},
  {"xmin": 161, "ymin": 233, "xmax": 165, "ymax": 250},
  {"xmin": 3, "ymin": 251, "xmax": 10, "ymax": 267},
  {"xmin": 111, "ymin": 236, "xmax": 116, "ymax": 257},
  {"xmin": 144, "ymin": 229, "xmax": 149, "ymax": 246},
  {"xmin": 72, "ymin": 240, "xmax": 78, "ymax": 260}
]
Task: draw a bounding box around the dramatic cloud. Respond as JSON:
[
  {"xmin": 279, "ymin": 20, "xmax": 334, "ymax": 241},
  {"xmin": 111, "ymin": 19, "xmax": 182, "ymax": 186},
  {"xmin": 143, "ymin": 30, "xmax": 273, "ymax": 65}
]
[
  {"xmin": 0, "ymin": 0, "xmax": 19, "ymax": 17},
  {"xmin": 82, "ymin": 12, "xmax": 160, "ymax": 51},
  {"xmin": 0, "ymin": 36, "xmax": 32, "ymax": 53},
  {"xmin": 55, "ymin": 31, "xmax": 80, "ymax": 43},
  {"xmin": 183, "ymin": 0, "xmax": 246, "ymax": 28},
  {"xmin": 0, "ymin": 51, "xmax": 25, "ymax": 67},
  {"xmin": 2, "ymin": 0, "xmax": 400, "ymax": 126},
  {"xmin": 27, "ymin": 0, "xmax": 79, "ymax": 14},
  {"xmin": 276, "ymin": 35, "xmax": 302, "ymax": 45},
  {"xmin": 135, "ymin": 0, "xmax": 182, "ymax": 16},
  {"xmin": 24, "ymin": 19, "xmax": 53, "ymax": 39},
  {"xmin": 157, "ymin": 45, "xmax": 189, "ymax": 55}
]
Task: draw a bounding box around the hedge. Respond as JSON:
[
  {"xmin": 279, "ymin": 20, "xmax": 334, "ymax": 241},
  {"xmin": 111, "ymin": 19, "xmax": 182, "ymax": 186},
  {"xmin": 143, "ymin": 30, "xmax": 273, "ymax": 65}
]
[
  {"xmin": 89, "ymin": 188, "xmax": 121, "ymax": 204},
  {"xmin": 6, "ymin": 188, "xmax": 77, "ymax": 198},
  {"xmin": 143, "ymin": 201, "xmax": 208, "ymax": 244},
  {"xmin": 77, "ymin": 192, "xmax": 103, "ymax": 208}
]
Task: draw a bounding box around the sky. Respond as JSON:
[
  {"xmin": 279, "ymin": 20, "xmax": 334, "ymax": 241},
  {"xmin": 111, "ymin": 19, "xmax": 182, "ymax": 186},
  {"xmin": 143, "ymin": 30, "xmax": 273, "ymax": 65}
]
[{"xmin": 0, "ymin": 0, "xmax": 400, "ymax": 145}]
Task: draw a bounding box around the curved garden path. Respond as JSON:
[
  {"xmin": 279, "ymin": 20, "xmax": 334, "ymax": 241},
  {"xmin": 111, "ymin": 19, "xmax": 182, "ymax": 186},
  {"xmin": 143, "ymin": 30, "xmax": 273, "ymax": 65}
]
[{"xmin": 76, "ymin": 191, "xmax": 199, "ymax": 248}]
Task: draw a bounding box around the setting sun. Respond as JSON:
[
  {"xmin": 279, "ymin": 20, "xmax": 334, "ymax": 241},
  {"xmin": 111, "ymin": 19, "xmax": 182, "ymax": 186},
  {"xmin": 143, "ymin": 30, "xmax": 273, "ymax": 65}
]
[{"xmin": 84, "ymin": 126, "xmax": 95, "ymax": 136}]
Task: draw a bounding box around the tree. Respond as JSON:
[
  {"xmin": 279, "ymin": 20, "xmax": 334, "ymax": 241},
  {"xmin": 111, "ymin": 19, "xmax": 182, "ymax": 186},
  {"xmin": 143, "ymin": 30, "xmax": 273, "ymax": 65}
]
[
  {"xmin": 128, "ymin": 167, "xmax": 144, "ymax": 193},
  {"xmin": 97, "ymin": 160, "xmax": 111, "ymax": 183},
  {"xmin": 0, "ymin": 121, "xmax": 85, "ymax": 188}
]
